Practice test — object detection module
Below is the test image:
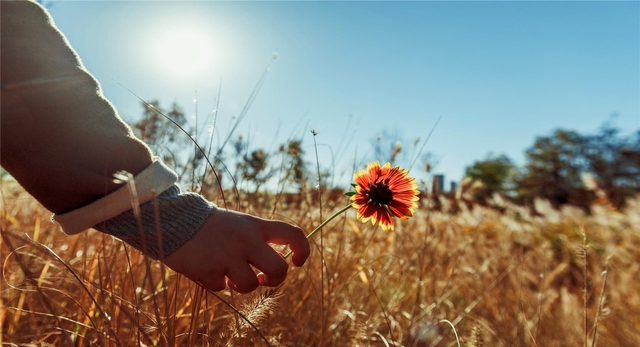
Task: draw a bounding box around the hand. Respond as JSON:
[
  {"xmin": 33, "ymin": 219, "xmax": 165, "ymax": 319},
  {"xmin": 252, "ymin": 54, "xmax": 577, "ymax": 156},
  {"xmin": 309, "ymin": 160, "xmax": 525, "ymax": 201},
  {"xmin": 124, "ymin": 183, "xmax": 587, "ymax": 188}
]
[{"xmin": 162, "ymin": 209, "xmax": 310, "ymax": 293}]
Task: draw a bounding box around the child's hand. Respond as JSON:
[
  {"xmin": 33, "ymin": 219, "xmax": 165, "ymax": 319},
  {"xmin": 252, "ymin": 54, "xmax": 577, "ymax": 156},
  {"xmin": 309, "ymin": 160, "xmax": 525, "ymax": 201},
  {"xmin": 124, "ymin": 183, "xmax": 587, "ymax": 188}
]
[{"xmin": 163, "ymin": 209, "xmax": 310, "ymax": 293}]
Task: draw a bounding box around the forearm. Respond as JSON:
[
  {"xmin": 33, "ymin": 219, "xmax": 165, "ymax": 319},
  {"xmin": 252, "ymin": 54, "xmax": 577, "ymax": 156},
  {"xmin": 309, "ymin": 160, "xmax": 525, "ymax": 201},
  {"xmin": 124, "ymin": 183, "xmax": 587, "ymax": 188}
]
[{"xmin": 1, "ymin": 0, "xmax": 152, "ymax": 213}]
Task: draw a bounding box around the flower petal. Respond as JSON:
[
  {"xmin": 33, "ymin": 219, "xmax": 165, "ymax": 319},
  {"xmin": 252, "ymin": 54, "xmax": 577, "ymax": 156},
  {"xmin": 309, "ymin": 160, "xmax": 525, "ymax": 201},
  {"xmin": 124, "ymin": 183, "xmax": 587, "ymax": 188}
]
[{"xmin": 350, "ymin": 161, "xmax": 420, "ymax": 231}]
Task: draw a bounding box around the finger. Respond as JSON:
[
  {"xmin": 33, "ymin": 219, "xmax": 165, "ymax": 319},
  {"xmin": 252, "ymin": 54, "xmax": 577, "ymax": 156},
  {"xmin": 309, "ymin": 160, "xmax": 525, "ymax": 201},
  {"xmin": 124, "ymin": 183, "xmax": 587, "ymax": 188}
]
[
  {"xmin": 259, "ymin": 220, "xmax": 310, "ymax": 267},
  {"xmin": 257, "ymin": 272, "xmax": 275, "ymax": 287},
  {"xmin": 194, "ymin": 273, "xmax": 227, "ymax": 292},
  {"xmin": 225, "ymin": 263, "xmax": 260, "ymax": 294},
  {"xmin": 247, "ymin": 243, "xmax": 289, "ymax": 287}
]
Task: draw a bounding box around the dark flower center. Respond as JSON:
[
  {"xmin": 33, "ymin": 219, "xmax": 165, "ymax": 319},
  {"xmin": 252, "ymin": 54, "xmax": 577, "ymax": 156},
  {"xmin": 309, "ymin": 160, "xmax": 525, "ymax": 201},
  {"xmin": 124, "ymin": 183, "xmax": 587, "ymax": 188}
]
[{"xmin": 368, "ymin": 181, "xmax": 394, "ymax": 205}]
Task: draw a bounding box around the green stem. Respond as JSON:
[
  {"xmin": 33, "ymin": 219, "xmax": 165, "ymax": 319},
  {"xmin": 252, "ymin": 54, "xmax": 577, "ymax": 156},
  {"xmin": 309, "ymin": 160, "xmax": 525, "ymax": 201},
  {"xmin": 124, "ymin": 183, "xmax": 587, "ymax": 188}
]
[{"xmin": 284, "ymin": 204, "xmax": 352, "ymax": 259}]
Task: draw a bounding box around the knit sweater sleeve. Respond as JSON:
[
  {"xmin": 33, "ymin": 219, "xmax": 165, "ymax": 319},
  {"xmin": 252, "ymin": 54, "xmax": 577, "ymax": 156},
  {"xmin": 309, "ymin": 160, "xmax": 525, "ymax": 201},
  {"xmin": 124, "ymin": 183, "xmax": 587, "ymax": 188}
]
[{"xmin": 53, "ymin": 159, "xmax": 217, "ymax": 259}]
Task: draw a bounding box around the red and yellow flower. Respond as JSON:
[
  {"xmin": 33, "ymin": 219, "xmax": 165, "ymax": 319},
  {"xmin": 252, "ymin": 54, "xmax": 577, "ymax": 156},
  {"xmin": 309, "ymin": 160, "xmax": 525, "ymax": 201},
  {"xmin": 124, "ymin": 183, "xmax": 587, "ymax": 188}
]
[{"xmin": 350, "ymin": 161, "xmax": 419, "ymax": 230}]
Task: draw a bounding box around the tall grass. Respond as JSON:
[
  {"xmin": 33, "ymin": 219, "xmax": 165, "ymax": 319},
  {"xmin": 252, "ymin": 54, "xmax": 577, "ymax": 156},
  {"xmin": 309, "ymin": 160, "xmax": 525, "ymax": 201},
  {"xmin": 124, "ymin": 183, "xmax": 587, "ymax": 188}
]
[{"xmin": 2, "ymin": 172, "xmax": 639, "ymax": 346}]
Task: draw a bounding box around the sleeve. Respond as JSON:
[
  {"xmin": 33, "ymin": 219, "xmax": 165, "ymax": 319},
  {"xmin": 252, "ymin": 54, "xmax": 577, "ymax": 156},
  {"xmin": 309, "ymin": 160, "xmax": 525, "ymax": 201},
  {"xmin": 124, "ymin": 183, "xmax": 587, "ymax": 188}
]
[
  {"xmin": 54, "ymin": 159, "xmax": 217, "ymax": 259},
  {"xmin": 1, "ymin": 0, "xmax": 215, "ymax": 259}
]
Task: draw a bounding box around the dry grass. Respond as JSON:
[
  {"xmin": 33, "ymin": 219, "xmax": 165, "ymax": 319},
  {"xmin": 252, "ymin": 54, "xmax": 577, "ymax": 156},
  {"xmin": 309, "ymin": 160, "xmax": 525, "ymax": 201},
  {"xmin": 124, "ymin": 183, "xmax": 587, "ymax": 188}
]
[{"xmin": 2, "ymin": 178, "xmax": 639, "ymax": 346}]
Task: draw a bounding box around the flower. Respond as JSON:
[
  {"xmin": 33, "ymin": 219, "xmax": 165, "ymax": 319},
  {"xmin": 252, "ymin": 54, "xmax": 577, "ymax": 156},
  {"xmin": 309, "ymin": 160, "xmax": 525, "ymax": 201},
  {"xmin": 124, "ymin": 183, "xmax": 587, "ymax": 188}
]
[
  {"xmin": 284, "ymin": 161, "xmax": 419, "ymax": 260},
  {"xmin": 350, "ymin": 161, "xmax": 420, "ymax": 230}
]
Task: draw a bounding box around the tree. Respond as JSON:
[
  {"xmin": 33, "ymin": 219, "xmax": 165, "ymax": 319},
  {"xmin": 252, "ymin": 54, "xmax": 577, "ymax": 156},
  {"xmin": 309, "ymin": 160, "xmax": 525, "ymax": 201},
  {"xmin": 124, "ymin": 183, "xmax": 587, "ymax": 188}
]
[
  {"xmin": 238, "ymin": 149, "xmax": 275, "ymax": 194},
  {"xmin": 278, "ymin": 140, "xmax": 308, "ymax": 193},
  {"xmin": 516, "ymin": 129, "xmax": 590, "ymax": 208},
  {"xmin": 580, "ymin": 125, "xmax": 640, "ymax": 207},
  {"xmin": 464, "ymin": 154, "xmax": 516, "ymax": 203},
  {"xmin": 515, "ymin": 125, "xmax": 640, "ymax": 210}
]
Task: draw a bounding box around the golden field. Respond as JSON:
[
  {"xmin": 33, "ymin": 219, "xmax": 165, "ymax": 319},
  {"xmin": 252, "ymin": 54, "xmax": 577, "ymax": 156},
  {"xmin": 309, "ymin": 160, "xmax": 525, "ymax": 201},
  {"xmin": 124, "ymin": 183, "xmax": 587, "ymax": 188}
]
[{"xmin": 1, "ymin": 180, "xmax": 639, "ymax": 346}]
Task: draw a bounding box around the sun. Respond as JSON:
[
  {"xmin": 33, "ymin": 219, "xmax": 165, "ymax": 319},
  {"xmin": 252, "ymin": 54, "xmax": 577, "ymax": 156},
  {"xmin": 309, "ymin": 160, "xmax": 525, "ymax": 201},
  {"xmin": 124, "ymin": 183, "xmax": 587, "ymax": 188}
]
[{"xmin": 154, "ymin": 28, "xmax": 214, "ymax": 77}]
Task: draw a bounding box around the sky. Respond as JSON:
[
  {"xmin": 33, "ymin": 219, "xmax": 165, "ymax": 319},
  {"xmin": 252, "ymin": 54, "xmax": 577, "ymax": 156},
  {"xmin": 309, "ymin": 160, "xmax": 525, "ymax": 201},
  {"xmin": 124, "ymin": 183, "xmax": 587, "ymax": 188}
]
[{"xmin": 45, "ymin": 0, "xmax": 639, "ymax": 190}]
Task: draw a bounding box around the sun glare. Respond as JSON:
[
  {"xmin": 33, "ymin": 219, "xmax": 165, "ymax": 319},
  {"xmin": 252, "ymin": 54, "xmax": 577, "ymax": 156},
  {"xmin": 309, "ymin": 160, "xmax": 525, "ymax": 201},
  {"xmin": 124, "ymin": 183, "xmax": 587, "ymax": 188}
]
[{"xmin": 155, "ymin": 28, "xmax": 214, "ymax": 77}]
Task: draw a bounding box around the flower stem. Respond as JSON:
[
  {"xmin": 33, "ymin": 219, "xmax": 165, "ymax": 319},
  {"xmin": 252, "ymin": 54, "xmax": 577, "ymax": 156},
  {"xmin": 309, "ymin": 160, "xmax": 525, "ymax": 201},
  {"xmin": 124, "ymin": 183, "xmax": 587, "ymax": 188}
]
[{"xmin": 284, "ymin": 204, "xmax": 352, "ymax": 259}]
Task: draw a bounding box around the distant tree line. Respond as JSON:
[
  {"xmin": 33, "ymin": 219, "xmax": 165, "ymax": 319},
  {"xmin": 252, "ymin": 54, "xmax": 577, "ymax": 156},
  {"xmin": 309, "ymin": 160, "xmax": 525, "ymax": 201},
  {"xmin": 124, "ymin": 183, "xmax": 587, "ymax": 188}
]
[
  {"xmin": 131, "ymin": 100, "xmax": 639, "ymax": 211},
  {"xmin": 463, "ymin": 123, "xmax": 640, "ymax": 210}
]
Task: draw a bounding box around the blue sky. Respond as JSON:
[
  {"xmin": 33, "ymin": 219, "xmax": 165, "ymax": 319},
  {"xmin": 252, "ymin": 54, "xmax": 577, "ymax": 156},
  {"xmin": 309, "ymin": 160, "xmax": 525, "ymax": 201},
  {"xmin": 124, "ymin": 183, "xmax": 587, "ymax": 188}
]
[{"xmin": 46, "ymin": 1, "xmax": 639, "ymax": 189}]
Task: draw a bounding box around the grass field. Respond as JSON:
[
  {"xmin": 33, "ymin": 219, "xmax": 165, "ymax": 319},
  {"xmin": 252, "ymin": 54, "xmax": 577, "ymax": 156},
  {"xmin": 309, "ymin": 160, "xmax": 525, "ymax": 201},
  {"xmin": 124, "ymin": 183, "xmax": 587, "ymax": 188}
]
[{"xmin": 1, "ymin": 177, "xmax": 639, "ymax": 346}]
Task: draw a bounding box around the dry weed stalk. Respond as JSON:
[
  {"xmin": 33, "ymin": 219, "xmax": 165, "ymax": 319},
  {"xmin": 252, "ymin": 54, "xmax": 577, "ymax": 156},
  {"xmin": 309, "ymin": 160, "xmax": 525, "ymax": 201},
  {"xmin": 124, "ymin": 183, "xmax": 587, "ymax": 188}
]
[
  {"xmin": 470, "ymin": 322, "xmax": 485, "ymax": 347},
  {"xmin": 220, "ymin": 288, "xmax": 282, "ymax": 346}
]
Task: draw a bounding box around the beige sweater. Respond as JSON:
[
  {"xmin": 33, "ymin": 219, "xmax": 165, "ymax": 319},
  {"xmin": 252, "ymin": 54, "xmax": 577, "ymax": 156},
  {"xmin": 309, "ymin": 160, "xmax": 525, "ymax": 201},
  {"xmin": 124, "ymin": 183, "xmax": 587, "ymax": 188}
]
[{"xmin": 1, "ymin": 0, "xmax": 214, "ymax": 258}]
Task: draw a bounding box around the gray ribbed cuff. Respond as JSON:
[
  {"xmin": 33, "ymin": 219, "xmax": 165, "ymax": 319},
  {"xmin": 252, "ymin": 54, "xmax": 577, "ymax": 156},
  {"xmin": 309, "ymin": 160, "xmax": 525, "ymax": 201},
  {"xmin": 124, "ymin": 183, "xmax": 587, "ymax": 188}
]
[{"xmin": 93, "ymin": 184, "xmax": 217, "ymax": 259}]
